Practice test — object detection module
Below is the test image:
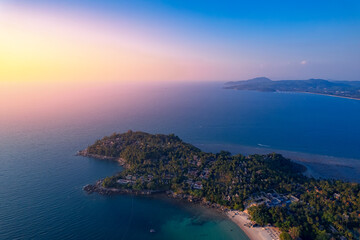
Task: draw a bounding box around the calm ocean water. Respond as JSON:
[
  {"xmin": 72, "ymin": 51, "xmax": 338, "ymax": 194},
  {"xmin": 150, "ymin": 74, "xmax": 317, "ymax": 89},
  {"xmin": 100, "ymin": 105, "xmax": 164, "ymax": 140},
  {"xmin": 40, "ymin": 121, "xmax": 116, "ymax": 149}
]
[{"xmin": 1, "ymin": 82, "xmax": 360, "ymax": 239}]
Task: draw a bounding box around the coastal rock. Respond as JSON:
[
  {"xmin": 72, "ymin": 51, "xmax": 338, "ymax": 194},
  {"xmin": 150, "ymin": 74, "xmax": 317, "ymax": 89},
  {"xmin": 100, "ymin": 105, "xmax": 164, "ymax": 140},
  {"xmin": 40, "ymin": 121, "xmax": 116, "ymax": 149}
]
[{"xmin": 83, "ymin": 184, "xmax": 96, "ymax": 194}]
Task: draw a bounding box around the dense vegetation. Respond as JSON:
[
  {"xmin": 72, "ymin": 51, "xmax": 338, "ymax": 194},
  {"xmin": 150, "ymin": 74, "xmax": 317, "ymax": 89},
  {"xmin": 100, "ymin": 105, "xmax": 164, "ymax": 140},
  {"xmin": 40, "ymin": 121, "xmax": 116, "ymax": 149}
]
[
  {"xmin": 85, "ymin": 131, "xmax": 360, "ymax": 240},
  {"xmin": 248, "ymin": 180, "xmax": 360, "ymax": 240},
  {"xmin": 225, "ymin": 77, "xmax": 360, "ymax": 99}
]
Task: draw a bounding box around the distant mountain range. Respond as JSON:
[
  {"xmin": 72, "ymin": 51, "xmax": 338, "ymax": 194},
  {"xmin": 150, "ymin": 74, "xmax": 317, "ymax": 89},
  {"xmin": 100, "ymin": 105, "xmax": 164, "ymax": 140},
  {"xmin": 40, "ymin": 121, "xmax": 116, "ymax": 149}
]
[{"xmin": 224, "ymin": 77, "xmax": 360, "ymax": 99}]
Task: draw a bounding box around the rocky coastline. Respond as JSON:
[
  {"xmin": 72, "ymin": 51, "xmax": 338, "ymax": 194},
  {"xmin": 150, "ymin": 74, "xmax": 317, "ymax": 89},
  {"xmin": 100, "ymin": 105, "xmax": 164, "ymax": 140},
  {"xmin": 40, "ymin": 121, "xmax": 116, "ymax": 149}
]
[
  {"xmin": 76, "ymin": 150, "xmax": 128, "ymax": 166},
  {"xmin": 76, "ymin": 149, "xmax": 116, "ymax": 160},
  {"xmin": 83, "ymin": 179, "xmax": 229, "ymax": 213},
  {"xmin": 78, "ymin": 145, "xmax": 284, "ymax": 240},
  {"xmin": 79, "ymin": 146, "xmax": 232, "ymax": 212},
  {"xmin": 83, "ymin": 180, "xmax": 163, "ymax": 196}
]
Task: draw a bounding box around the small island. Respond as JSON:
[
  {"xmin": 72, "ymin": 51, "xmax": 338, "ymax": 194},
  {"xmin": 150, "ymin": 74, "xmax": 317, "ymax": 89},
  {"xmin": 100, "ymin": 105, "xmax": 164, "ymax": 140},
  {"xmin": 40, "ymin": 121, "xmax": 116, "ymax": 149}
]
[
  {"xmin": 224, "ymin": 77, "xmax": 360, "ymax": 100},
  {"xmin": 79, "ymin": 131, "xmax": 360, "ymax": 240}
]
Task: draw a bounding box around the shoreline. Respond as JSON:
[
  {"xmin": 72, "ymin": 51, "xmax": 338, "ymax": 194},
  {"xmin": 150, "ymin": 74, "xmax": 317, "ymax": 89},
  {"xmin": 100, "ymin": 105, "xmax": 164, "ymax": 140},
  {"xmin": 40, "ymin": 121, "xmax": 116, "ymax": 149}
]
[
  {"xmin": 226, "ymin": 210, "xmax": 280, "ymax": 240},
  {"xmin": 224, "ymin": 87, "xmax": 360, "ymax": 101},
  {"xmin": 158, "ymin": 194, "xmax": 280, "ymax": 240},
  {"xmin": 228, "ymin": 88, "xmax": 360, "ymax": 101},
  {"xmin": 293, "ymin": 91, "xmax": 360, "ymax": 101},
  {"xmin": 83, "ymin": 180, "xmax": 280, "ymax": 240}
]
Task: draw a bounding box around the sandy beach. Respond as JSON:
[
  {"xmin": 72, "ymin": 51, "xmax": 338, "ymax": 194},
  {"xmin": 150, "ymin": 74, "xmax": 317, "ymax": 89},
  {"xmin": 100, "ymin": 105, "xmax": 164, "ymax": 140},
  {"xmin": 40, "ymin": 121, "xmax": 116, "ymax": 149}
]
[
  {"xmin": 226, "ymin": 210, "xmax": 281, "ymax": 240},
  {"xmin": 295, "ymin": 91, "xmax": 360, "ymax": 101}
]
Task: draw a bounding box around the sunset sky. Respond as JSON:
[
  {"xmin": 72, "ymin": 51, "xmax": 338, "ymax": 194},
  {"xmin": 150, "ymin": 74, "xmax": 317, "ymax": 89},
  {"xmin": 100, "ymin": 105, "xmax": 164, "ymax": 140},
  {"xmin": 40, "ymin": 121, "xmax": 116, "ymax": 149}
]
[{"xmin": 1, "ymin": 0, "xmax": 360, "ymax": 83}]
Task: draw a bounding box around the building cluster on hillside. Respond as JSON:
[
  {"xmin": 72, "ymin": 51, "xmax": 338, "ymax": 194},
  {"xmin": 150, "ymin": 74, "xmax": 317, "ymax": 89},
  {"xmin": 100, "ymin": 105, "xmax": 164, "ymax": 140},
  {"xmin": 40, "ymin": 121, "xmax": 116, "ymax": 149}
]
[
  {"xmin": 247, "ymin": 190, "xmax": 300, "ymax": 208},
  {"xmin": 117, "ymin": 174, "xmax": 154, "ymax": 185}
]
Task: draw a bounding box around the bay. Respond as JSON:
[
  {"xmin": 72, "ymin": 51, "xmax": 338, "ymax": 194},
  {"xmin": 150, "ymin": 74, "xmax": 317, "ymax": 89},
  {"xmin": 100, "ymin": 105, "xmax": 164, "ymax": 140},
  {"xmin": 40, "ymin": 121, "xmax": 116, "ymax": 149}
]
[{"xmin": 1, "ymin": 81, "xmax": 360, "ymax": 239}]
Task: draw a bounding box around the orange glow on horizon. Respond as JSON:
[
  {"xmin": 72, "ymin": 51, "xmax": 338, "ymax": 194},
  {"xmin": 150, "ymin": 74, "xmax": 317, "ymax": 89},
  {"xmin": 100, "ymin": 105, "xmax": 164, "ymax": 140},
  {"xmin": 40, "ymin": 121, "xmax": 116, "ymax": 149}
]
[{"xmin": 0, "ymin": 4, "xmax": 231, "ymax": 83}]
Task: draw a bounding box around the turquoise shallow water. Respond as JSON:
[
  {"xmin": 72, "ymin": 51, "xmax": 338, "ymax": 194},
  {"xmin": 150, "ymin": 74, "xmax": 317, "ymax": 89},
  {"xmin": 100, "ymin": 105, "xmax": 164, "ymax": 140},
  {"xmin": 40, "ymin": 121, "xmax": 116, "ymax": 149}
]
[{"xmin": 1, "ymin": 82, "xmax": 360, "ymax": 239}]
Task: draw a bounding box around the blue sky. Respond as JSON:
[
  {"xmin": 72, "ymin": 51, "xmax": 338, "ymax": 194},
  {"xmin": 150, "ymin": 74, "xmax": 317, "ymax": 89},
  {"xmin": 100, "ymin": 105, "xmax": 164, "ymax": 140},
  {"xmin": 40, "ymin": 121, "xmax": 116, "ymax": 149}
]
[{"xmin": 3, "ymin": 0, "xmax": 360, "ymax": 81}]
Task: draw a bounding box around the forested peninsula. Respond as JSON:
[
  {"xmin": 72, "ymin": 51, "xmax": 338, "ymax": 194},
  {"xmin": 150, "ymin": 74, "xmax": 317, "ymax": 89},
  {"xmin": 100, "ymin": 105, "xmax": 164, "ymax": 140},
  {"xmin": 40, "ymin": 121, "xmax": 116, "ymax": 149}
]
[
  {"xmin": 78, "ymin": 131, "xmax": 360, "ymax": 240},
  {"xmin": 224, "ymin": 77, "xmax": 360, "ymax": 100}
]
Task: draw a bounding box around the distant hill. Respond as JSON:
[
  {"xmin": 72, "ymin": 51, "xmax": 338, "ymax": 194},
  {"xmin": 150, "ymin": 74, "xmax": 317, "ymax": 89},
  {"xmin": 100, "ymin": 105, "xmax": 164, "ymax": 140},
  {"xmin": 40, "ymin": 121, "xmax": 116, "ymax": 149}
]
[
  {"xmin": 226, "ymin": 77, "xmax": 272, "ymax": 85},
  {"xmin": 224, "ymin": 77, "xmax": 360, "ymax": 99}
]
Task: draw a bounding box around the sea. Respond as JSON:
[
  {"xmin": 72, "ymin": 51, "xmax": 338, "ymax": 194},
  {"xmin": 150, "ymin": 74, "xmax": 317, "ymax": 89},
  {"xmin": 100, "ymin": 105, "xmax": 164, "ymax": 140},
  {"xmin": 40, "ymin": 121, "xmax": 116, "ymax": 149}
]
[{"xmin": 1, "ymin": 81, "xmax": 360, "ymax": 240}]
